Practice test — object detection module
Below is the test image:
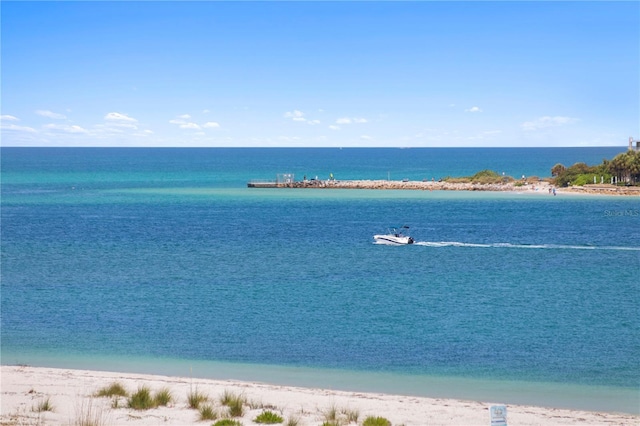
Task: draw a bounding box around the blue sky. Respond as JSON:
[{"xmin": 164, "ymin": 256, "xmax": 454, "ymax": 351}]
[{"xmin": 1, "ymin": 1, "xmax": 638, "ymax": 147}]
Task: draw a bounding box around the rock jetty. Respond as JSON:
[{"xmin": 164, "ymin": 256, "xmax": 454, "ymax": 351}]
[
  {"xmin": 284, "ymin": 179, "xmax": 639, "ymax": 195},
  {"xmin": 293, "ymin": 179, "xmax": 518, "ymax": 191}
]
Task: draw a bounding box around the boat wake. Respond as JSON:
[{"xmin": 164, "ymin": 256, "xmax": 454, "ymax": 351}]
[{"xmin": 413, "ymin": 241, "xmax": 640, "ymax": 251}]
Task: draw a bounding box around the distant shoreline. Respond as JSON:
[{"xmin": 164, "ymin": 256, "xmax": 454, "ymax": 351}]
[{"xmin": 251, "ymin": 179, "xmax": 640, "ymax": 196}]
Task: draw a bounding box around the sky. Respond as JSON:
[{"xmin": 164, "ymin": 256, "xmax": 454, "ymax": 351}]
[{"xmin": 1, "ymin": 1, "xmax": 638, "ymax": 148}]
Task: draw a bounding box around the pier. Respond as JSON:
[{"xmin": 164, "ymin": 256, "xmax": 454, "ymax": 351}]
[{"xmin": 247, "ymin": 173, "xmax": 295, "ymax": 188}]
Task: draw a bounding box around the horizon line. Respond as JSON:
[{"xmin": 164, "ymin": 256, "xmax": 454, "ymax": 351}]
[{"xmin": 0, "ymin": 145, "xmax": 631, "ymax": 149}]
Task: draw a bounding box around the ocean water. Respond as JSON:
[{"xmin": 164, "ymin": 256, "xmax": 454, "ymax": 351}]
[{"xmin": 1, "ymin": 147, "xmax": 639, "ymax": 413}]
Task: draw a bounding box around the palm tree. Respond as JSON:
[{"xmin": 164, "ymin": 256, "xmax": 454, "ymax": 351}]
[
  {"xmin": 626, "ymin": 150, "xmax": 640, "ymax": 183},
  {"xmin": 609, "ymin": 153, "xmax": 626, "ymax": 183}
]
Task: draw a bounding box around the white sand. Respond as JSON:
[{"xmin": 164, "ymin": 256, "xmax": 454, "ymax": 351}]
[{"xmin": 1, "ymin": 365, "xmax": 637, "ymax": 425}]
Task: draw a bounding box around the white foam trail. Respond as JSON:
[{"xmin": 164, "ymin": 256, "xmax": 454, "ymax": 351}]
[{"xmin": 413, "ymin": 241, "xmax": 640, "ymax": 251}]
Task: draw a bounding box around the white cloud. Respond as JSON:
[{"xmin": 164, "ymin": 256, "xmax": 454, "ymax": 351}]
[
  {"xmin": 465, "ymin": 106, "xmax": 482, "ymax": 113},
  {"xmin": 104, "ymin": 112, "xmax": 137, "ymax": 122},
  {"xmin": 170, "ymin": 116, "xmax": 188, "ymax": 125},
  {"xmin": 94, "ymin": 124, "xmax": 123, "ymax": 135},
  {"xmin": 1, "ymin": 115, "xmax": 20, "ymax": 121},
  {"xmin": 336, "ymin": 117, "xmax": 367, "ymax": 124},
  {"xmin": 284, "ymin": 110, "xmax": 322, "ymax": 124},
  {"xmin": 36, "ymin": 110, "xmax": 67, "ymax": 119},
  {"xmin": 329, "ymin": 125, "xmax": 341, "ymax": 131},
  {"xmin": 111, "ymin": 122, "xmax": 138, "ymax": 130},
  {"xmin": 43, "ymin": 123, "xmax": 88, "ymax": 134},
  {"xmin": 1, "ymin": 123, "xmax": 37, "ymax": 133},
  {"xmin": 522, "ymin": 116, "xmax": 577, "ymax": 131},
  {"xmin": 180, "ymin": 123, "xmax": 201, "ymax": 130},
  {"xmin": 121, "ymin": 123, "xmax": 139, "ymax": 130},
  {"xmin": 170, "ymin": 115, "xmax": 219, "ymax": 130},
  {"xmin": 284, "ymin": 110, "xmax": 305, "ymax": 121},
  {"xmin": 68, "ymin": 125, "xmax": 88, "ymax": 134}
]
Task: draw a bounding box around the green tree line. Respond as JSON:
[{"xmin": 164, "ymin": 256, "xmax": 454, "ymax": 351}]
[{"xmin": 552, "ymin": 150, "xmax": 640, "ymax": 187}]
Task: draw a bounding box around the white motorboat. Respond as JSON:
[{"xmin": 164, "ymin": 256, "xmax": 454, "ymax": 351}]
[{"xmin": 374, "ymin": 226, "xmax": 414, "ymax": 245}]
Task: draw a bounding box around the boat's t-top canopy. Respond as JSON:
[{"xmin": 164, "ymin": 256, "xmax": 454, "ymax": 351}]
[{"xmin": 389, "ymin": 225, "xmax": 409, "ymax": 236}]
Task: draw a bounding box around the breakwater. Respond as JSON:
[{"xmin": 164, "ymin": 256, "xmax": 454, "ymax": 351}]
[
  {"xmin": 248, "ymin": 179, "xmax": 640, "ymax": 195},
  {"xmin": 294, "ymin": 179, "xmax": 519, "ymax": 191}
]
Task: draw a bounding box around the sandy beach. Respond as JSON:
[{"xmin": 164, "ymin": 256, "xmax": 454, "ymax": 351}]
[{"xmin": 1, "ymin": 365, "xmax": 637, "ymax": 425}]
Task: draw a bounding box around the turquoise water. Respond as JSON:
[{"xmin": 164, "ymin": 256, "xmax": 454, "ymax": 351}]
[{"xmin": 1, "ymin": 148, "xmax": 639, "ymax": 413}]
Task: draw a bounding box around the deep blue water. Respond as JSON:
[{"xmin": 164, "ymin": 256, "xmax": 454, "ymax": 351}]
[
  {"xmin": 1, "ymin": 147, "xmax": 638, "ymax": 412},
  {"xmin": 0, "ymin": 146, "xmax": 625, "ymax": 189}
]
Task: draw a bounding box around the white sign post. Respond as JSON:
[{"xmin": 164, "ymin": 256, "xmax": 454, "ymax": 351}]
[{"xmin": 490, "ymin": 405, "xmax": 507, "ymax": 426}]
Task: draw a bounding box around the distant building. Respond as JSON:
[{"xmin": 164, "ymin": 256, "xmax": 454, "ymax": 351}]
[{"xmin": 629, "ymin": 136, "xmax": 640, "ymax": 151}]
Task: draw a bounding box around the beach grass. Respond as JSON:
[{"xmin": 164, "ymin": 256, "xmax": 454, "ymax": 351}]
[
  {"xmin": 187, "ymin": 387, "xmax": 208, "ymax": 409},
  {"xmin": 127, "ymin": 386, "xmax": 155, "ymax": 410},
  {"xmin": 254, "ymin": 410, "xmax": 284, "ymax": 424},
  {"xmin": 95, "ymin": 382, "xmax": 128, "ymax": 398},
  {"xmin": 73, "ymin": 397, "xmax": 109, "ymax": 426},
  {"xmin": 227, "ymin": 398, "xmax": 245, "ymax": 417},
  {"xmin": 321, "ymin": 404, "xmax": 339, "ymax": 423},
  {"xmin": 362, "ymin": 416, "xmax": 392, "ymax": 426},
  {"xmin": 111, "ymin": 396, "xmax": 121, "ymax": 409},
  {"xmin": 340, "ymin": 407, "xmax": 359, "ymax": 423},
  {"xmin": 285, "ymin": 416, "xmax": 300, "ymax": 426},
  {"xmin": 213, "ymin": 420, "xmax": 243, "ymax": 426},
  {"xmin": 198, "ymin": 403, "xmax": 218, "ymax": 421},
  {"xmin": 153, "ymin": 387, "xmax": 172, "ymax": 406},
  {"xmin": 247, "ymin": 398, "xmax": 262, "ymax": 409},
  {"xmin": 220, "ymin": 390, "xmax": 246, "ymax": 417},
  {"xmin": 220, "ymin": 389, "xmax": 246, "ymax": 406},
  {"xmin": 33, "ymin": 396, "xmax": 54, "ymax": 413},
  {"xmin": 247, "ymin": 398, "xmax": 278, "ymax": 410}
]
